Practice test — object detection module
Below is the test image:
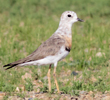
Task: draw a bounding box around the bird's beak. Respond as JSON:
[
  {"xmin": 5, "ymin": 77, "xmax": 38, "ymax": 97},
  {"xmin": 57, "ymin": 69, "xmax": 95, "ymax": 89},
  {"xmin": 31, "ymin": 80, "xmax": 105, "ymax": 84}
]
[{"xmin": 77, "ymin": 18, "xmax": 84, "ymax": 22}]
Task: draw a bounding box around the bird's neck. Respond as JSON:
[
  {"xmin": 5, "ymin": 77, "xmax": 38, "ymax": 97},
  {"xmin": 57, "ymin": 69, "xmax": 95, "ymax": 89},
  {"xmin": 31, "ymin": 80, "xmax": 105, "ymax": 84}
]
[{"xmin": 55, "ymin": 22, "xmax": 73, "ymax": 36}]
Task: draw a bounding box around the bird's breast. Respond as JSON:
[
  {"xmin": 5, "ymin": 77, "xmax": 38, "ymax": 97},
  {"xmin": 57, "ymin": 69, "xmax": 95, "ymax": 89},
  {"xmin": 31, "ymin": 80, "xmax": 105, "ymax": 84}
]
[
  {"xmin": 57, "ymin": 34, "xmax": 72, "ymax": 52},
  {"xmin": 64, "ymin": 36, "xmax": 72, "ymax": 52}
]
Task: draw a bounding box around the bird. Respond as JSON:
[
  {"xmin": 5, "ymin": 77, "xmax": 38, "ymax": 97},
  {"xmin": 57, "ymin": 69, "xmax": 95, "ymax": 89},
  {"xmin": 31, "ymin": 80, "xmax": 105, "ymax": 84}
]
[{"xmin": 3, "ymin": 11, "xmax": 83, "ymax": 93}]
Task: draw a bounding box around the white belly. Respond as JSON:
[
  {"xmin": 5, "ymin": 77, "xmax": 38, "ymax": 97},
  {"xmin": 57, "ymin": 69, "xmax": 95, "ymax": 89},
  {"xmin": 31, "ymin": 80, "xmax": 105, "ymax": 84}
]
[{"xmin": 19, "ymin": 46, "xmax": 69, "ymax": 66}]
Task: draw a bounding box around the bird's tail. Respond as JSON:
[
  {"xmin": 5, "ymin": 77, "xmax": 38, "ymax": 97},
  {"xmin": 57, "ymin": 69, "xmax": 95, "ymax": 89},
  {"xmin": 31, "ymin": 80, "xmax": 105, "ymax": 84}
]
[
  {"xmin": 3, "ymin": 51, "xmax": 37, "ymax": 70},
  {"xmin": 3, "ymin": 63, "xmax": 19, "ymax": 70},
  {"xmin": 3, "ymin": 58, "xmax": 27, "ymax": 70}
]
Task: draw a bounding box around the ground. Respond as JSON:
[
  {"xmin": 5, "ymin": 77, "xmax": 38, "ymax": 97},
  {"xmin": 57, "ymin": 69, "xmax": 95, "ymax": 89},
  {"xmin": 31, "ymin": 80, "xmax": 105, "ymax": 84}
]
[{"xmin": 0, "ymin": 0, "xmax": 110, "ymax": 100}]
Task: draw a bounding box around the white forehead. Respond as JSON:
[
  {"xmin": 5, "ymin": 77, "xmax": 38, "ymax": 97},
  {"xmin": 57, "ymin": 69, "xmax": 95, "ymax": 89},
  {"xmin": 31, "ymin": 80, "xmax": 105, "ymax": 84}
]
[
  {"xmin": 62, "ymin": 11, "xmax": 76, "ymax": 15},
  {"xmin": 61, "ymin": 11, "xmax": 76, "ymax": 17}
]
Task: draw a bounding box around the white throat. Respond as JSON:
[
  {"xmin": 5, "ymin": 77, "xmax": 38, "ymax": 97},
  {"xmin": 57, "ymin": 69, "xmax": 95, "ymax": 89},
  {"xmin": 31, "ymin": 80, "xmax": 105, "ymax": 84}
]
[{"xmin": 55, "ymin": 21, "xmax": 73, "ymax": 36}]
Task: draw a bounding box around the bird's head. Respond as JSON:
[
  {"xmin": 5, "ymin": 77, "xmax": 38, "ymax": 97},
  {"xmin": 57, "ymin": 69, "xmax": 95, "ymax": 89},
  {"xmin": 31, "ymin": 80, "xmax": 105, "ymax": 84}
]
[{"xmin": 60, "ymin": 11, "xmax": 84, "ymax": 25}]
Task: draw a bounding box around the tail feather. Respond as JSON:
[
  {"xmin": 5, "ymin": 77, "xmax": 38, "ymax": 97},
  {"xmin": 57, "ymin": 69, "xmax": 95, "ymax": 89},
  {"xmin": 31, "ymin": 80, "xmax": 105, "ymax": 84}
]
[
  {"xmin": 3, "ymin": 57, "xmax": 28, "ymax": 70},
  {"xmin": 3, "ymin": 64, "xmax": 11, "ymax": 67},
  {"xmin": 3, "ymin": 63, "xmax": 19, "ymax": 70},
  {"xmin": 3, "ymin": 53, "xmax": 37, "ymax": 70}
]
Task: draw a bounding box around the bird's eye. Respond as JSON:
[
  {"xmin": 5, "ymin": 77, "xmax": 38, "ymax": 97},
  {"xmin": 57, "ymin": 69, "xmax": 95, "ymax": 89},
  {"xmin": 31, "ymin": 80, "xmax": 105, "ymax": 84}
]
[{"xmin": 67, "ymin": 14, "xmax": 71, "ymax": 17}]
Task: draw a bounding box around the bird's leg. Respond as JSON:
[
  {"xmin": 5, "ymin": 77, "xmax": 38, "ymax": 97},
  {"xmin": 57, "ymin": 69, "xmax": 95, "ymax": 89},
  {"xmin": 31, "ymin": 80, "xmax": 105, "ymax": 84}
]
[
  {"xmin": 47, "ymin": 64, "xmax": 51, "ymax": 92},
  {"xmin": 53, "ymin": 66, "xmax": 60, "ymax": 93}
]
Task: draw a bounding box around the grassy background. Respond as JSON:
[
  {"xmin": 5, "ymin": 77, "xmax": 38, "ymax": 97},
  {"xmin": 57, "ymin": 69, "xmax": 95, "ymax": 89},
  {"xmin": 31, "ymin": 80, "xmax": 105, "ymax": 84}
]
[{"xmin": 0, "ymin": 0, "xmax": 110, "ymax": 96}]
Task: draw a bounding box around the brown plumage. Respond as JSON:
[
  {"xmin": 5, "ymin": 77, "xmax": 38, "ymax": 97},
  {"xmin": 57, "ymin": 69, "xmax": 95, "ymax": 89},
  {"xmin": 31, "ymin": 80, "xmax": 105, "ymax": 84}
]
[{"xmin": 58, "ymin": 34, "xmax": 72, "ymax": 51}]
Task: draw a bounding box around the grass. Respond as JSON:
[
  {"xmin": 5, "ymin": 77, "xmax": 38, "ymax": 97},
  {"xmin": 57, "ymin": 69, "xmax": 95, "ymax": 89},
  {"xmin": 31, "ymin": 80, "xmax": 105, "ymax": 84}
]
[{"xmin": 0, "ymin": 0, "xmax": 110, "ymax": 98}]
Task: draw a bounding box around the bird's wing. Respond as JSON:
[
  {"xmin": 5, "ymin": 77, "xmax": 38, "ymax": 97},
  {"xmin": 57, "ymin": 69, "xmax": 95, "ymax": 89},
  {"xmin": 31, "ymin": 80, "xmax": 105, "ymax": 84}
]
[
  {"xmin": 3, "ymin": 34, "xmax": 65, "ymax": 69},
  {"xmin": 21, "ymin": 35, "xmax": 65, "ymax": 62}
]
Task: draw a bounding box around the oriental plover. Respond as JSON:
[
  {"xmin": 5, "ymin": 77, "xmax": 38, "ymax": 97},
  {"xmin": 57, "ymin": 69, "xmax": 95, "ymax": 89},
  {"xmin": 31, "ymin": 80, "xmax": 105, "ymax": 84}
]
[{"xmin": 3, "ymin": 11, "xmax": 83, "ymax": 93}]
